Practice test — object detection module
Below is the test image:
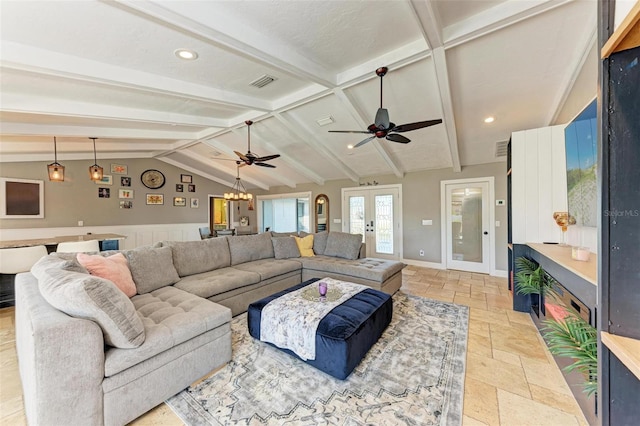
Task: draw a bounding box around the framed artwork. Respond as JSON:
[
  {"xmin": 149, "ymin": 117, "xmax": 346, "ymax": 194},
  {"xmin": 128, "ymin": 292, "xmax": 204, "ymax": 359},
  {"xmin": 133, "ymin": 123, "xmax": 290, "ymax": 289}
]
[
  {"xmin": 119, "ymin": 201, "xmax": 133, "ymax": 209},
  {"xmin": 110, "ymin": 164, "xmax": 128, "ymax": 174},
  {"xmin": 180, "ymin": 174, "xmax": 192, "ymax": 183},
  {"xmin": 174, "ymin": 197, "xmax": 186, "ymax": 207},
  {"xmin": 146, "ymin": 194, "xmax": 164, "ymax": 205},
  {"xmin": 190, "ymin": 198, "xmax": 199, "ymax": 208},
  {"xmin": 120, "ymin": 176, "xmax": 131, "ymax": 187},
  {"xmin": 119, "ymin": 189, "xmax": 134, "ymax": 199},
  {"xmin": 188, "ymin": 184, "xmax": 195, "ymax": 192},
  {"xmin": 176, "ymin": 184, "xmax": 183, "ymax": 192},
  {"xmin": 95, "ymin": 175, "xmax": 113, "ymax": 185},
  {"xmin": 98, "ymin": 188, "xmax": 110, "ymax": 198},
  {"xmin": 0, "ymin": 177, "xmax": 44, "ymax": 219}
]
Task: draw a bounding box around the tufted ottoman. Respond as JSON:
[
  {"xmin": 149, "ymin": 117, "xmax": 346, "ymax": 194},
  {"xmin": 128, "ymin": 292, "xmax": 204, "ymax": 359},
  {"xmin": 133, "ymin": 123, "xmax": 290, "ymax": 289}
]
[{"xmin": 247, "ymin": 278, "xmax": 392, "ymax": 380}]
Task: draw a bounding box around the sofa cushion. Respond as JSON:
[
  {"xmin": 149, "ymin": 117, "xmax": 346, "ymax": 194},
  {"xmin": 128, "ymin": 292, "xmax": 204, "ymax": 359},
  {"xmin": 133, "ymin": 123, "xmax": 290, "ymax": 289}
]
[
  {"xmin": 77, "ymin": 253, "xmax": 137, "ymax": 297},
  {"xmin": 31, "ymin": 254, "xmax": 145, "ymax": 349},
  {"xmin": 298, "ymin": 255, "xmax": 405, "ymax": 283},
  {"xmin": 173, "ymin": 267, "xmax": 261, "ymax": 299},
  {"xmin": 300, "ymin": 231, "xmax": 328, "ymax": 255},
  {"xmin": 270, "ymin": 231, "xmax": 298, "ymax": 237},
  {"xmin": 105, "ymin": 286, "xmax": 231, "ymax": 376},
  {"xmin": 272, "ymin": 237, "xmax": 300, "ymax": 259},
  {"xmin": 294, "ymin": 235, "xmax": 315, "ymax": 257},
  {"xmin": 125, "ymin": 246, "xmax": 180, "ymax": 294},
  {"xmin": 227, "ymin": 233, "xmax": 275, "ymax": 265},
  {"xmin": 323, "ymin": 232, "xmax": 363, "ymax": 260},
  {"xmin": 232, "ymin": 258, "xmax": 302, "ymax": 281},
  {"xmin": 164, "ymin": 238, "xmax": 231, "ymax": 277}
]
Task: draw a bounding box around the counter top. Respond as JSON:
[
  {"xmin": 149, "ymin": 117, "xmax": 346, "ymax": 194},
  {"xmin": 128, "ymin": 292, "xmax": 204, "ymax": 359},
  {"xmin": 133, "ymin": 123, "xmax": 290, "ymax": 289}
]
[
  {"xmin": 0, "ymin": 233, "xmax": 127, "ymax": 249},
  {"xmin": 527, "ymin": 243, "xmax": 597, "ymax": 286},
  {"xmin": 601, "ymin": 332, "xmax": 640, "ymax": 381}
]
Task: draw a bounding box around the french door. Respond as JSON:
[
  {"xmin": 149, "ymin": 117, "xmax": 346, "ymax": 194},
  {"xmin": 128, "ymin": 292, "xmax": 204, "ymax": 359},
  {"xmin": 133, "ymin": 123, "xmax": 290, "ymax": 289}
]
[
  {"xmin": 342, "ymin": 185, "xmax": 402, "ymax": 260},
  {"xmin": 441, "ymin": 178, "xmax": 493, "ymax": 273}
]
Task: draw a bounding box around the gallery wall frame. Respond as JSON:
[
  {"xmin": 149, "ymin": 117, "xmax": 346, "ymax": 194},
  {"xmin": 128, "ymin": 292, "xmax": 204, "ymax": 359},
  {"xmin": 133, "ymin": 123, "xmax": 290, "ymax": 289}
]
[{"xmin": 0, "ymin": 177, "xmax": 44, "ymax": 219}]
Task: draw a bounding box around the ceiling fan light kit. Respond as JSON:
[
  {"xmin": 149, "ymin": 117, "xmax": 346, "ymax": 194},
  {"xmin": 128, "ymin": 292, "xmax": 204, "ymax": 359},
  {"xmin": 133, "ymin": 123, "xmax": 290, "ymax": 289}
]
[{"xmin": 328, "ymin": 66, "xmax": 443, "ymax": 148}]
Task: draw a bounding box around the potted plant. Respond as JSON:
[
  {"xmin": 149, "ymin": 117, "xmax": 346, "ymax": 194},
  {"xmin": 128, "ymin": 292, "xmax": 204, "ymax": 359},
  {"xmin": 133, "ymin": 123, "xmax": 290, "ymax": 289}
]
[
  {"xmin": 542, "ymin": 311, "xmax": 598, "ymax": 396},
  {"xmin": 514, "ymin": 257, "xmax": 552, "ymax": 316}
]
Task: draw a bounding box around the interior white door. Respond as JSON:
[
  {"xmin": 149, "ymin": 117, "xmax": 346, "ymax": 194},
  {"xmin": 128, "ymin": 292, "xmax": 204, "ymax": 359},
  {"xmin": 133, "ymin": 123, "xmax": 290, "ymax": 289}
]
[
  {"xmin": 445, "ymin": 181, "xmax": 491, "ymax": 273},
  {"xmin": 343, "ymin": 186, "xmax": 401, "ymax": 260}
]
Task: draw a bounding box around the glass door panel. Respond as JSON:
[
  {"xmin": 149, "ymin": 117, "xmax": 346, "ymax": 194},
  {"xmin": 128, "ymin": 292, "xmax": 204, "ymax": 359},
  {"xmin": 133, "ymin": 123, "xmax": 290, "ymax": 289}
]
[
  {"xmin": 374, "ymin": 194, "xmax": 393, "ymax": 254},
  {"xmin": 348, "ymin": 195, "xmax": 365, "ymax": 241}
]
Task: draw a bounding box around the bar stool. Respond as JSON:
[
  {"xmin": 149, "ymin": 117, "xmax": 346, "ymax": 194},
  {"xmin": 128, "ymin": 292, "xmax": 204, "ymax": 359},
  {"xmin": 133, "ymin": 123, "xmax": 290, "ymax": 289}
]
[
  {"xmin": 56, "ymin": 240, "xmax": 100, "ymax": 253},
  {"xmin": 0, "ymin": 245, "xmax": 48, "ymax": 307}
]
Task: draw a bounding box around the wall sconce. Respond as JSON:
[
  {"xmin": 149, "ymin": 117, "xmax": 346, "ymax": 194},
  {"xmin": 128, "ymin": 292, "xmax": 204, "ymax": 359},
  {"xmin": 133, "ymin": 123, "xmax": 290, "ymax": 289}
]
[
  {"xmin": 47, "ymin": 136, "xmax": 65, "ymax": 182},
  {"xmin": 88, "ymin": 137, "xmax": 103, "ymax": 181}
]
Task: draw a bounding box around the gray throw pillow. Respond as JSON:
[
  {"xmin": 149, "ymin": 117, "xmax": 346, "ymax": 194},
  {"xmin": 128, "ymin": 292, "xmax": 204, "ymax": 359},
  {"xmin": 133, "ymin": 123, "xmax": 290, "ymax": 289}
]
[
  {"xmin": 227, "ymin": 232, "xmax": 275, "ymax": 265},
  {"xmin": 32, "ymin": 255, "xmax": 145, "ymax": 349},
  {"xmin": 300, "ymin": 231, "xmax": 328, "ymax": 255},
  {"xmin": 124, "ymin": 246, "xmax": 180, "ymax": 294},
  {"xmin": 323, "ymin": 232, "xmax": 363, "ymax": 260},
  {"xmin": 164, "ymin": 238, "xmax": 231, "ymax": 277},
  {"xmin": 272, "ymin": 237, "xmax": 301, "ymax": 259}
]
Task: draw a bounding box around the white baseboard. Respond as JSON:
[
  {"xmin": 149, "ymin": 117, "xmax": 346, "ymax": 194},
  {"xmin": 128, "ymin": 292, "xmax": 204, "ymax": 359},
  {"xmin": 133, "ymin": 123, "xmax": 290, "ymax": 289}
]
[
  {"xmin": 402, "ymin": 258, "xmax": 445, "ymax": 269},
  {"xmin": 492, "ymin": 269, "xmax": 508, "ymax": 278}
]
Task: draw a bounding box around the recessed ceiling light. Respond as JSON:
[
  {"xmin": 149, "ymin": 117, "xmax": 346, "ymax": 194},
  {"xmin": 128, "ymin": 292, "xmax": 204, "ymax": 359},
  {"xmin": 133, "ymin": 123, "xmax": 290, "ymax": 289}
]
[
  {"xmin": 347, "ymin": 144, "xmax": 354, "ymax": 149},
  {"xmin": 174, "ymin": 49, "xmax": 198, "ymax": 60},
  {"xmin": 484, "ymin": 116, "xmax": 495, "ymax": 123}
]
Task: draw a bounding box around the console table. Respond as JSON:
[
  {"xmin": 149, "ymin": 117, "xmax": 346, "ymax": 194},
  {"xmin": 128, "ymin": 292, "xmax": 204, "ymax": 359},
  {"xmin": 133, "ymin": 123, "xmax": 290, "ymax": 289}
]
[{"xmin": 0, "ymin": 233, "xmax": 126, "ymax": 250}]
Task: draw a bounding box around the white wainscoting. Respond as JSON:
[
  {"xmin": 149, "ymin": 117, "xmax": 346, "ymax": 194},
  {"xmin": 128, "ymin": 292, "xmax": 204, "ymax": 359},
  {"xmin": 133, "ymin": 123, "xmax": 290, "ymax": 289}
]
[{"xmin": 0, "ymin": 223, "xmax": 208, "ymax": 250}]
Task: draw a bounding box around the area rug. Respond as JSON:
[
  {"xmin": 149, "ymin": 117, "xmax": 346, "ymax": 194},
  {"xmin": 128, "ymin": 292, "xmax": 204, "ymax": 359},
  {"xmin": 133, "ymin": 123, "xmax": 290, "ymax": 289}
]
[{"xmin": 166, "ymin": 292, "xmax": 469, "ymax": 425}]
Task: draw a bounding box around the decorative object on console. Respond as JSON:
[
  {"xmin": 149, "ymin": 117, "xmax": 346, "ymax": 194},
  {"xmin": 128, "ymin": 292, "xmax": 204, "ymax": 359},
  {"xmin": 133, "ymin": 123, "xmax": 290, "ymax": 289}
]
[
  {"xmin": 88, "ymin": 137, "xmax": 103, "ymax": 181},
  {"xmin": 328, "ymin": 67, "xmax": 442, "ymax": 148},
  {"xmin": 140, "ymin": 169, "xmax": 165, "ymax": 189},
  {"xmin": 553, "ymin": 211, "xmax": 576, "ymax": 246},
  {"xmin": 514, "ymin": 256, "xmax": 553, "ymax": 317},
  {"xmin": 47, "ymin": 136, "xmax": 65, "ymax": 182},
  {"xmin": 224, "ymin": 164, "xmax": 253, "ymax": 201}
]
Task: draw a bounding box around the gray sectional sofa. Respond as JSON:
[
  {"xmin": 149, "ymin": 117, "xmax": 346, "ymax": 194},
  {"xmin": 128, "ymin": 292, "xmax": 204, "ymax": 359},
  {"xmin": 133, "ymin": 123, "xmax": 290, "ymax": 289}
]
[{"xmin": 15, "ymin": 230, "xmax": 404, "ymax": 425}]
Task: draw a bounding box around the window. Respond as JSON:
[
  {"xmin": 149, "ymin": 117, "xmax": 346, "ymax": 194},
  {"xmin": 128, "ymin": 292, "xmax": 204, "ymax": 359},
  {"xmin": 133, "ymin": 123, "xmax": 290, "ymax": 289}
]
[{"xmin": 257, "ymin": 192, "xmax": 311, "ymax": 233}]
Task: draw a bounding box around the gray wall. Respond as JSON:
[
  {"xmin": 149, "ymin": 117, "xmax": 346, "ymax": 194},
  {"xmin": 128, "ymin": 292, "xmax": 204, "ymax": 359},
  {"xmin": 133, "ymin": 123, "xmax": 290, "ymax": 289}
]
[
  {"xmin": 254, "ymin": 162, "xmax": 508, "ymax": 270},
  {"xmin": 0, "ymin": 158, "xmax": 238, "ymax": 229}
]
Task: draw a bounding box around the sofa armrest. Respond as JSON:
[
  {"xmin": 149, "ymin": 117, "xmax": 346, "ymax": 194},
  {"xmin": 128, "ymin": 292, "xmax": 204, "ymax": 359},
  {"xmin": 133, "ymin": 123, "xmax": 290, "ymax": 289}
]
[
  {"xmin": 359, "ymin": 243, "xmax": 366, "ymax": 259},
  {"xmin": 15, "ymin": 272, "xmax": 105, "ymax": 426}
]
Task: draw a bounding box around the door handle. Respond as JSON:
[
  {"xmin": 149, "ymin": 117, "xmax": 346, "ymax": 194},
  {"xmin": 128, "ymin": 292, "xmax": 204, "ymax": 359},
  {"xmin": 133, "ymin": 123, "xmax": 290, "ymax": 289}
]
[{"xmin": 483, "ymin": 231, "xmax": 488, "ymax": 235}]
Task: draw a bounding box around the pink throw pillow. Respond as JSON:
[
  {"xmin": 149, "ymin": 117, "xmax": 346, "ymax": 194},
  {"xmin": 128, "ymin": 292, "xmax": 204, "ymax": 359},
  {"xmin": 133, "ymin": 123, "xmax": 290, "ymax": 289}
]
[{"xmin": 77, "ymin": 253, "xmax": 137, "ymax": 297}]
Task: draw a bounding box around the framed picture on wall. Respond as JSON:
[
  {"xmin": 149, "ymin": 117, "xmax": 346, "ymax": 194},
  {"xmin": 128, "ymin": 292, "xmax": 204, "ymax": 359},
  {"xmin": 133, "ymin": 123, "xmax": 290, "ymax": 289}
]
[
  {"xmin": 176, "ymin": 184, "xmax": 183, "ymax": 192},
  {"xmin": 95, "ymin": 175, "xmax": 113, "ymax": 185},
  {"xmin": 119, "ymin": 189, "xmax": 134, "ymax": 199},
  {"xmin": 120, "ymin": 201, "xmax": 133, "ymax": 209},
  {"xmin": 0, "ymin": 177, "xmax": 44, "ymax": 219},
  {"xmin": 120, "ymin": 177, "xmax": 131, "ymax": 187},
  {"xmin": 188, "ymin": 184, "xmax": 195, "ymax": 192},
  {"xmin": 146, "ymin": 194, "xmax": 164, "ymax": 205},
  {"xmin": 174, "ymin": 197, "xmax": 186, "ymax": 207},
  {"xmin": 190, "ymin": 198, "xmax": 199, "ymax": 208},
  {"xmin": 110, "ymin": 164, "xmax": 128, "ymax": 174},
  {"xmin": 180, "ymin": 174, "xmax": 192, "ymax": 183}
]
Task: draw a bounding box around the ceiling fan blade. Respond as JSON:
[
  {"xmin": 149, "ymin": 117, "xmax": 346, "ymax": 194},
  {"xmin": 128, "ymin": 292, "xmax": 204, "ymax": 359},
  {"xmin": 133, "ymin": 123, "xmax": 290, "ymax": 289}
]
[
  {"xmin": 237, "ymin": 163, "xmax": 247, "ymax": 168},
  {"xmin": 234, "ymin": 150, "xmax": 250, "ymax": 162},
  {"xmin": 374, "ymin": 108, "xmax": 390, "ymax": 129},
  {"xmin": 386, "ymin": 133, "xmax": 411, "ymax": 144},
  {"xmin": 255, "ymin": 162, "xmax": 276, "ymax": 168},
  {"xmin": 392, "ymin": 119, "xmax": 442, "ymax": 133},
  {"xmin": 354, "ymin": 135, "xmax": 376, "ymax": 148},
  {"xmin": 328, "ymin": 130, "xmax": 371, "ymax": 134},
  {"xmin": 254, "ymin": 154, "xmax": 280, "ymax": 162}
]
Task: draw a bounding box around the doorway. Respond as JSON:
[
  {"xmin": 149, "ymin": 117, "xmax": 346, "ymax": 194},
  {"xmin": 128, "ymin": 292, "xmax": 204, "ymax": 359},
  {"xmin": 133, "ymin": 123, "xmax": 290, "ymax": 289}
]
[
  {"xmin": 208, "ymin": 196, "xmax": 230, "ymax": 231},
  {"xmin": 342, "ymin": 185, "xmax": 402, "ymax": 260},
  {"xmin": 441, "ymin": 178, "xmax": 494, "ymax": 274}
]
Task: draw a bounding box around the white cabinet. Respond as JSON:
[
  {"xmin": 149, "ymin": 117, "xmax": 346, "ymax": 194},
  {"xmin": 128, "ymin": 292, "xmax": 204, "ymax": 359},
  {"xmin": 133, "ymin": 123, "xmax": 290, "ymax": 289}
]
[{"xmin": 511, "ymin": 125, "xmax": 567, "ymax": 244}]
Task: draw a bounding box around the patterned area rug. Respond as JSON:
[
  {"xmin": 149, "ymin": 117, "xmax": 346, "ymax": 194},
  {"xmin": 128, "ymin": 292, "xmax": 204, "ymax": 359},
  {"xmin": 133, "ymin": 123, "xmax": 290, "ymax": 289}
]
[{"xmin": 166, "ymin": 292, "xmax": 469, "ymax": 425}]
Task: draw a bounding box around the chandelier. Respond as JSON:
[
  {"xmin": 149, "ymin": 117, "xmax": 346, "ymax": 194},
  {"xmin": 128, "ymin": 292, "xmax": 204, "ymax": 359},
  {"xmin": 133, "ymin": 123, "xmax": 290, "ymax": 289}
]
[{"xmin": 224, "ymin": 164, "xmax": 253, "ymax": 201}]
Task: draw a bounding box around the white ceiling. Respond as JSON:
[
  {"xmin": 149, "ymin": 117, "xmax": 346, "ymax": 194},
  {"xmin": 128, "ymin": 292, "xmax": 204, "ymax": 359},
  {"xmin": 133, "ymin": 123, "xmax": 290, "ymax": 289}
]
[{"xmin": 0, "ymin": 0, "xmax": 596, "ymax": 189}]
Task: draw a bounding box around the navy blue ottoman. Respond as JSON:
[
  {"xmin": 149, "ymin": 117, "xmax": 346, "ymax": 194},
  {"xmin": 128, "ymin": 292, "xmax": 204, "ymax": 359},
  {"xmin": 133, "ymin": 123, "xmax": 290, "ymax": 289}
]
[{"xmin": 247, "ymin": 278, "xmax": 393, "ymax": 380}]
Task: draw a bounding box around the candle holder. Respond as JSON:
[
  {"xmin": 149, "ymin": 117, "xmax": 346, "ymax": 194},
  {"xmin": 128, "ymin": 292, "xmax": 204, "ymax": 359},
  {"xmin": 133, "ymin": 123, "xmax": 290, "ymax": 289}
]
[{"xmin": 318, "ymin": 281, "xmax": 328, "ymax": 301}]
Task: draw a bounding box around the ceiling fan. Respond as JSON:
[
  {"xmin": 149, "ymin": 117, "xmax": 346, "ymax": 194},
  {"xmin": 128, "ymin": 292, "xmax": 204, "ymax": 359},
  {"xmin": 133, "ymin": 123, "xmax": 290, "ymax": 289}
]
[
  {"xmin": 329, "ymin": 67, "xmax": 443, "ymax": 148},
  {"xmin": 233, "ymin": 120, "xmax": 281, "ymax": 168}
]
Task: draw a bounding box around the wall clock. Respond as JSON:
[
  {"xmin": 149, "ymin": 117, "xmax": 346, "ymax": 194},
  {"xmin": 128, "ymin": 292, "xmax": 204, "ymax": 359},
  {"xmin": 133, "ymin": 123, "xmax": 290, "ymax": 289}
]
[{"xmin": 140, "ymin": 169, "xmax": 166, "ymax": 189}]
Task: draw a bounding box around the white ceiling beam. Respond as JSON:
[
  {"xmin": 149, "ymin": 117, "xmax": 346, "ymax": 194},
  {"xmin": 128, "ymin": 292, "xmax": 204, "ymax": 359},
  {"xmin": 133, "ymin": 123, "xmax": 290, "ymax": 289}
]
[
  {"xmin": 431, "ymin": 47, "xmax": 461, "ymax": 172},
  {"xmin": 442, "ymin": 0, "xmax": 572, "ymax": 49},
  {"xmin": 0, "ymin": 152, "xmax": 152, "ymax": 163},
  {"xmin": 271, "ymin": 112, "xmax": 360, "ymax": 182},
  {"xmin": 111, "ymin": 0, "xmax": 337, "ymax": 88},
  {"xmin": 152, "ymin": 139, "xmax": 204, "ymax": 158},
  {"xmin": 545, "ymin": 28, "xmax": 597, "ymax": 125},
  {"xmin": 409, "ymin": 2, "xmax": 461, "ymax": 172},
  {"xmin": 1, "ymin": 42, "xmax": 271, "ymax": 112},
  {"xmin": 231, "ymin": 128, "xmax": 325, "ymax": 186},
  {"xmin": 1, "ymin": 93, "xmax": 228, "ymax": 129},
  {"xmin": 333, "ymin": 89, "xmax": 404, "ymax": 178},
  {"xmin": 0, "ymin": 140, "xmax": 168, "ymax": 153},
  {"xmin": 176, "ymin": 149, "xmax": 270, "ymax": 191},
  {"xmin": 0, "ymin": 122, "xmax": 196, "ymax": 140},
  {"xmin": 158, "ymin": 157, "xmax": 237, "ymax": 189}
]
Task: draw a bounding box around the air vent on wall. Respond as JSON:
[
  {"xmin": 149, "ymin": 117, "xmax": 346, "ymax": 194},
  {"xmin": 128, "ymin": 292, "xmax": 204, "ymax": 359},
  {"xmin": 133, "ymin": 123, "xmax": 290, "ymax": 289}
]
[
  {"xmin": 495, "ymin": 140, "xmax": 508, "ymax": 157},
  {"xmin": 249, "ymin": 74, "xmax": 277, "ymax": 88}
]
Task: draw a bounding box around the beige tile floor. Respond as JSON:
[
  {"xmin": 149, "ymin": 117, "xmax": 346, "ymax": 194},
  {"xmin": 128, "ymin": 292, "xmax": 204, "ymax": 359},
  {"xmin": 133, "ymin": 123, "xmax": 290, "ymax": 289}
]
[{"xmin": 0, "ymin": 266, "xmax": 588, "ymax": 425}]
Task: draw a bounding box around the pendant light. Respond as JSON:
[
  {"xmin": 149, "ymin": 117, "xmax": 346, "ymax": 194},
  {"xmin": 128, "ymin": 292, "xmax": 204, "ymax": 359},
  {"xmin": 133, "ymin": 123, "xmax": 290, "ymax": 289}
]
[
  {"xmin": 47, "ymin": 136, "xmax": 65, "ymax": 182},
  {"xmin": 88, "ymin": 137, "xmax": 103, "ymax": 181},
  {"xmin": 224, "ymin": 164, "xmax": 253, "ymax": 201}
]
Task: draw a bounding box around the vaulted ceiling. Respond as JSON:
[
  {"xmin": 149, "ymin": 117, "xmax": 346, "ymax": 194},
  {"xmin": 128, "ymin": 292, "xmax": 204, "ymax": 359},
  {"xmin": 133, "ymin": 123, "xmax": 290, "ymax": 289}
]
[{"xmin": 0, "ymin": 0, "xmax": 596, "ymax": 190}]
